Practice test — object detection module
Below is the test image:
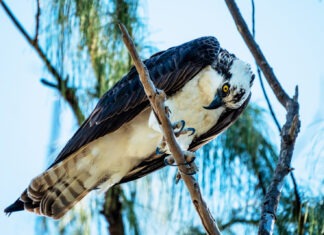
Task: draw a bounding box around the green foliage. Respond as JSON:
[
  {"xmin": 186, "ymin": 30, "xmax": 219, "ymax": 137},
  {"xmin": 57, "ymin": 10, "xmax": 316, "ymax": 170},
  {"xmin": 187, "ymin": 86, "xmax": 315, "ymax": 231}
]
[
  {"xmin": 31, "ymin": 0, "xmax": 323, "ymax": 234},
  {"xmin": 41, "ymin": 0, "xmax": 146, "ymax": 115}
]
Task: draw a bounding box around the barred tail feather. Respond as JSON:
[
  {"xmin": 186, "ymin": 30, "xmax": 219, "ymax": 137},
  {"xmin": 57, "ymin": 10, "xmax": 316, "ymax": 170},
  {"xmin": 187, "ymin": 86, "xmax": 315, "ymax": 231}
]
[{"xmin": 10, "ymin": 148, "xmax": 104, "ymax": 219}]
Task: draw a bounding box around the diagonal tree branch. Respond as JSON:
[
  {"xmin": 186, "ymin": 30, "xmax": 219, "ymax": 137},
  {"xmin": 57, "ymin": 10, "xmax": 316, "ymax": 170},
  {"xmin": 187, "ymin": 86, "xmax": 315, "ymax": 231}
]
[
  {"xmin": 119, "ymin": 23, "xmax": 222, "ymax": 235},
  {"xmin": 225, "ymin": 0, "xmax": 290, "ymax": 109},
  {"xmin": 224, "ymin": 1, "xmax": 301, "ymax": 235},
  {"xmin": 251, "ymin": 0, "xmax": 281, "ymax": 133},
  {"xmin": 250, "ymin": 0, "xmax": 302, "ymax": 222},
  {"xmin": 34, "ymin": 0, "xmax": 40, "ymax": 43},
  {"xmin": 0, "ymin": 0, "xmax": 84, "ymax": 124}
]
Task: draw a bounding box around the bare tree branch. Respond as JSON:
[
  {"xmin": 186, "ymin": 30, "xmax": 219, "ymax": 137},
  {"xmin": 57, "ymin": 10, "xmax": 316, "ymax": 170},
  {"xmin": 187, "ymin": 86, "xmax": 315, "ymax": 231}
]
[
  {"xmin": 225, "ymin": 0, "xmax": 290, "ymax": 109},
  {"xmin": 101, "ymin": 185, "xmax": 125, "ymax": 235},
  {"xmin": 34, "ymin": 0, "xmax": 40, "ymax": 43},
  {"xmin": 250, "ymin": 0, "xmax": 302, "ymax": 221},
  {"xmin": 224, "ymin": 1, "xmax": 301, "ymax": 234},
  {"xmin": 251, "ymin": 0, "xmax": 280, "ymax": 133},
  {"xmin": 119, "ymin": 23, "xmax": 222, "ymax": 235},
  {"xmin": 1, "ymin": 1, "xmax": 84, "ymax": 124}
]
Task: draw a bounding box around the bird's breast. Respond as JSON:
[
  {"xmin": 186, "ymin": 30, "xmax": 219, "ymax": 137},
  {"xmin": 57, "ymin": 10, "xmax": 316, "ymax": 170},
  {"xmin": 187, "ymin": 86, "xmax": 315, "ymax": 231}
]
[
  {"xmin": 149, "ymin": 66, "xmax": 226, "ymax": 150},
  {"xmin": 166, "ymin": 66, "xmax": 225, "ymax": 136}
]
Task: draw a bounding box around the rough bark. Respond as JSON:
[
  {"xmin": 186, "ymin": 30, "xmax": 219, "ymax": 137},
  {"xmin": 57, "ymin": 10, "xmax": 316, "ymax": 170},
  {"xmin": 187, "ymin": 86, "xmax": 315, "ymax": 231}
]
[{"xmin": 224, "ymin": 1, "xmax": 301, "ymax": 234}]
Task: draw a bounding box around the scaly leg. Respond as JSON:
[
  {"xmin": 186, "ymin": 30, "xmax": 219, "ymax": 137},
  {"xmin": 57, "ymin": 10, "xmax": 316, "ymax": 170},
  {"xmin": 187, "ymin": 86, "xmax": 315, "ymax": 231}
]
[
  {"xmin": 155, "ymin": 120, "xmax": 196, "ymax": 154},
  {"xmin": 164, "ymin": 151, "xmax": 199, "ymax": 177}
]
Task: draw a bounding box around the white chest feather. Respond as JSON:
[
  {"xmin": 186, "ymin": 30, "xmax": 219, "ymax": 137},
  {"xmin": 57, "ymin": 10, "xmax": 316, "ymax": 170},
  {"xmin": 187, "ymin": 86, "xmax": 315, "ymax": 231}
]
[{"xmin": 150, "ymin": 65, "xmax": 225, "ymax": 149}]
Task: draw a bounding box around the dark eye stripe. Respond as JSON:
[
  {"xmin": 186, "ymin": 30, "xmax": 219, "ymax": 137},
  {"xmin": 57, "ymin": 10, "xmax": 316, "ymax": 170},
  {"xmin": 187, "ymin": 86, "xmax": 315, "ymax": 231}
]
[{"xmin": 233, "ymin": 90, "xmax": 245, "ymax": 102}]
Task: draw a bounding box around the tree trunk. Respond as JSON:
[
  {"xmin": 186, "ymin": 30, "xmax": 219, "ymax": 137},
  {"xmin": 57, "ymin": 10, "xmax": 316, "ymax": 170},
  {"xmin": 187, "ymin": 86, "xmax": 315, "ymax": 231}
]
[{"xmin": 102, "ymin": 185, "xmax": 125, "ymax": 235}]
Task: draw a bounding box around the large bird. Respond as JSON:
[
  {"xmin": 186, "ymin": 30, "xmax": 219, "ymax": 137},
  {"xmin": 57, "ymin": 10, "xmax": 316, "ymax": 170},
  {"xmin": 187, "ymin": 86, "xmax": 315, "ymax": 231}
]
[{"xmin": 5, "ymin": 36, "xmax": 254, "ymax": 219}]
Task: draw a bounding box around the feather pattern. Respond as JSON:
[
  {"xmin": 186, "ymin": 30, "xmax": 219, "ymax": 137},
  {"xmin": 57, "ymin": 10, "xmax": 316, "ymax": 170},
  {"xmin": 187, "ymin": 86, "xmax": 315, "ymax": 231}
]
[
  {"xmin": 4, "ymin": 36, "xmax": 253, "ymax": 219},
  {"xmin": 20, "ymin": 149, "xmax": 96, "ymax": 218},
  {"xmin": 49, "ymin": 36, "xmax": 220, "ymax": 167}
]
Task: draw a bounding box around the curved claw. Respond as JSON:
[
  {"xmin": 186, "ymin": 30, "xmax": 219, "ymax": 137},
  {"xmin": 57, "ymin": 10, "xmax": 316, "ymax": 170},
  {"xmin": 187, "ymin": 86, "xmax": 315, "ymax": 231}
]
[
  {"xmin": 186, "ymin": 127, "xmax": 196, "ymax": 136},
  {"xmin": 164, "ymin": 156, "xmax": 175, "ymax": 165},
  {"xmin": 185, "ymin": 156, "xmax": 196, "ymax": 164},
  {"xmin": 173, "ymin": 120, "xmax": 185, "ymax": 132}
]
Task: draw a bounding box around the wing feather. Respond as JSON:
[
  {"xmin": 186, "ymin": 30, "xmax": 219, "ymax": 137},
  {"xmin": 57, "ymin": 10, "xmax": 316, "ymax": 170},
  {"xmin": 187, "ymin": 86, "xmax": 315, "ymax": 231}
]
[{"xmin": 50, "ymin": 36, "xmax": 220, "ymax": 167}]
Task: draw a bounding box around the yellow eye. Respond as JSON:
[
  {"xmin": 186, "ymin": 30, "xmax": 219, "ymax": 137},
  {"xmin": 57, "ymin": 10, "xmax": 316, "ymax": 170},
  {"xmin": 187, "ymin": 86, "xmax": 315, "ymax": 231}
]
[{"xmin": 222, "ymin": 84, "xmax": 229, "ymax": 93}]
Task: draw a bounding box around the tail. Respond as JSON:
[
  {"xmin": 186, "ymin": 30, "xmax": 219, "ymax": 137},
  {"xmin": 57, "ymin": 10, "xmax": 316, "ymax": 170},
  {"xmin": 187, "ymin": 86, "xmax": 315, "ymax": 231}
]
[
  {"xmin": 4, "ymin": 149, "xmax": 103, "ymax": 219},
  {"xmin": 4, "ymin": 198, "xmax": 24, "ymax": 215}
]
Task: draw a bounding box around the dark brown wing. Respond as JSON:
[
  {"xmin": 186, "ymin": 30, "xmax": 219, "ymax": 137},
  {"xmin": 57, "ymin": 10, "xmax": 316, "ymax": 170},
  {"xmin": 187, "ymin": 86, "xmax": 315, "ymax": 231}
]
[
  {"xmin": 120, "ymin": 94, "xmax": 251, "ymax": 183},
  {"xmin": 49, "ymin": 36, "xmax": 220, "ymax": 167}
]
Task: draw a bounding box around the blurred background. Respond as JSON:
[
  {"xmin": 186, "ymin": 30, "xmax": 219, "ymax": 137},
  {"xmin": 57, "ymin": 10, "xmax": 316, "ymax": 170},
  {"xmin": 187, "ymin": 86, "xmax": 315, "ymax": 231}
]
[{"xmin": 0, "ymin": 0, "xmax": 323, "ymax": 234}]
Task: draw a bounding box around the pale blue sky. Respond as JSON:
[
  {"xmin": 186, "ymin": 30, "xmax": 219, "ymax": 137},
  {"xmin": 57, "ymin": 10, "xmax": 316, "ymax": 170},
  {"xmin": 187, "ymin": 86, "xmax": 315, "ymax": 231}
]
[{"xmin": 1, "ymin": 0, "xmax": 323, "ymax": 234}]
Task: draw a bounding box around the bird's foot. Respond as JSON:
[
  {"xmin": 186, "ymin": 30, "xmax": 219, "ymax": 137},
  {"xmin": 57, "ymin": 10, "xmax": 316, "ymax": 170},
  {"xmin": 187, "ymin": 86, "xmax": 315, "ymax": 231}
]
[
  {"xmin": 155, "ymin": 120, "xmax": 195, "ymax": 155},
  {"xmin": 172, "ymin": 120, "xmax": 196, "ymax": 137},
  {"xmin": 180, "ymin": 151, "xmax": 198, "ymax": 176},
  {"xmin": 164, "ymin": 151, "xmax": 198, "ymax": 180}
]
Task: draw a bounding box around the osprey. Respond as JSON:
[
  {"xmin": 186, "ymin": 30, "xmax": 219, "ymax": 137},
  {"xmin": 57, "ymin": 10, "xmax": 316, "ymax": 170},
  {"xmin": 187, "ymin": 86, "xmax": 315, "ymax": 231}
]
[{"xmin": 5, "ymin": 36, "xmax": 254, "ymax": 219}]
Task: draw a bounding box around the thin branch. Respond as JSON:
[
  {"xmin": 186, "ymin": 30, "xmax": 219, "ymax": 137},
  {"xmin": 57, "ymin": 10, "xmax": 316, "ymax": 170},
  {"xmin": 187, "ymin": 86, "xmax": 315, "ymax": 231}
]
[
  {"xmin": 250, "ymin": 0, "xmax": 302, "ymax": 227},
  {"xmin": 40, "ymin": 78, "xmax": 59, "ymax": 89},
  {"xmin": 251, "ymin": 0, "xmax": 256, "ymax": 37},
  {"xmin": 34, "ymin": 0, "xmax": 40, "ymax": 43},
  {"xmin": 257, "ymin": 69, "xmax": 281, "ymax": 132},
  {"xmin": 225, "ymin": 0, "xmax": 290, "ymax": 109},
  {"xmin": 119, "ymin": 23, "xmax": 222, "ymax": 235},
  {"xmin": 1, "ymin": 1, "xmax": 84, "ymax": 124},
  {"xmin": 1, "ymin": 1, "xmax": 34, "ymax": 46},
  {"xmin": 251, "ymin": 0, "xmax": 281, "ymax": 133},
  {"xmin": 224, "ymin": 1, "xmax": 301, "ymax": 235}
]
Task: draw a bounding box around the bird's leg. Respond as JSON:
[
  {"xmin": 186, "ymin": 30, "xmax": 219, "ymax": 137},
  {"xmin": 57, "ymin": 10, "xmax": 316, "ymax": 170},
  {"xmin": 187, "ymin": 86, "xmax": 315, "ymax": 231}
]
[
  {"xmin": 155, "ymin": 119, "xmax": 196, "ymax": 155},
  {"xmin": 156, "ymin": 106, "xmax": 198, "ymax": 175},
  {"xmin": 164, "ymin": 151, "xmax": 198, "ymax": 177},
  {"xmin": 180, "ymin": 151, "xmax": 199, "ymax": 175},
  {"xmin": 172, "ymin": 120, "xmax": 196, "ymax": 137}
]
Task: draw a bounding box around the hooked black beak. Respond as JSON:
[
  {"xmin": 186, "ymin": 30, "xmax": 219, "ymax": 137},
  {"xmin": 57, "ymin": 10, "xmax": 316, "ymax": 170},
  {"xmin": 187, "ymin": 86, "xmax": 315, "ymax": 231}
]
[{"xmin": 203, "ymin": 93, "xmax": 223, "ymax": 110}]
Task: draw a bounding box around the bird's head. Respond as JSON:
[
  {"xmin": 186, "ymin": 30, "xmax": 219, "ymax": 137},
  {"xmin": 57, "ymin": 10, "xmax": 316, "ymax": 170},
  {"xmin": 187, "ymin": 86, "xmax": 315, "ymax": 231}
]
[{"xmin": 205, "ymin": 49, "xmax": 255, "ymax": 110}]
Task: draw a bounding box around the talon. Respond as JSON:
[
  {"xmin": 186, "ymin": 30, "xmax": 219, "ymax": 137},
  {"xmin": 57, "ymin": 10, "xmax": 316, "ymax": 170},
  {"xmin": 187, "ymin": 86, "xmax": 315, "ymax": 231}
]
[
  {"xmin": 164, "ymin": 156, "xmax": 175, "ymax": 165},
  {"xmin": 183, "ymin": 151, "xmax": 198, "ymax": 174},
  {"xmin": 172, "ymin": 120, "xmax": 185, "ymax": 134},
  {"xmin": 186, "ymin": 127, "xmax": 196, "ymax": 136},
  {"xmin": 184, "ymin": 151, "xmax": 196, "ymax": 163},
  {"xmin": 188, "ymin": 127, "xmax": 196, "ymax": 136},
  {"xmin": 180, "ymin": 162, "xmax": 199, "ymax": 175},
  {"xmin": 172, "ymin": 120, "xmax": 196, "ymax": 137}
]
